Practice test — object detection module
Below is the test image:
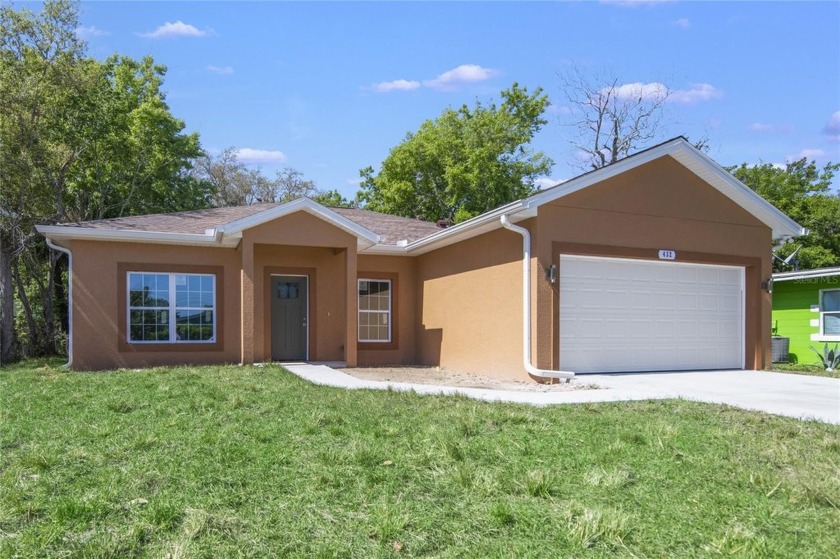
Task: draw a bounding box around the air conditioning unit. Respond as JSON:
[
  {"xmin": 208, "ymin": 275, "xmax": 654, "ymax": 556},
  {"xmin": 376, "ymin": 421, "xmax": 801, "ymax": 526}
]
[{"xmin": 771, "ymin": 336, "xmax": 790, "ymax": 363}]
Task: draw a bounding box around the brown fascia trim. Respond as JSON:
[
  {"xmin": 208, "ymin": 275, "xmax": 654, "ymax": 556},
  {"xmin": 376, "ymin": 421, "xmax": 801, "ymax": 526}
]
[
  {"xmin": 549, "ymin": 242, "xmax": 764, "ymax": 370},
  {"xmin": 263, "ymin": 266, "xmax": 318, "ymax": 361},
  {"xmin": 117, "ymin": 262, "xmax": 225, "ymax": 353},
  {"xmin": 357, "ymin": 271, "xmax": 399, "ymax": 351}
]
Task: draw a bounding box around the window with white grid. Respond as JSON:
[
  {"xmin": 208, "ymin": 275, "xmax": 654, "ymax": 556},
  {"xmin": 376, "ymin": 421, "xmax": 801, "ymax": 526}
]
[
  {"xmin": 358, "ymin": 279, "xmax": 391, "ymax": 343},
  {"xmin": 128, "ymin": 272, "xmax": 216, "ymax": 343}
]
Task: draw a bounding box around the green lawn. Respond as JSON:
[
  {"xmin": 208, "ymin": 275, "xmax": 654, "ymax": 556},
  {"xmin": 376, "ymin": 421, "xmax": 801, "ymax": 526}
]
[
  {"xmin": 772, "ymin": 363, "xmax": 840, "ymax": 379},
  {"xmin": 1, "ymin": 361, "xmax": 838, "ymax": 558}
]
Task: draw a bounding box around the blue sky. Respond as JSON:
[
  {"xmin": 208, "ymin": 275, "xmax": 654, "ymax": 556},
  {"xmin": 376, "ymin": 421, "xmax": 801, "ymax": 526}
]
[{"xmin": 75, "ymin": 1, "xmax": 840, "ymax": 198}]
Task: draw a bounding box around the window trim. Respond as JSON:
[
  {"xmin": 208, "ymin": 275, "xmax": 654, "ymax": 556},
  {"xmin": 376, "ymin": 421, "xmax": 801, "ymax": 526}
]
[
  {"xmin": 819, "ymin": 288, "xmax": 840, "ymax": 341},
  {"xmin": 117, "ymin": 263, "xmax": 225, "ymax": 353},
  {"xmin": 357, "ymin": 272, "xmax": 399, "ymax": 351},
  {"xmin": 127, "ymin": 272, "xmax": 217, "ymax": 344}
]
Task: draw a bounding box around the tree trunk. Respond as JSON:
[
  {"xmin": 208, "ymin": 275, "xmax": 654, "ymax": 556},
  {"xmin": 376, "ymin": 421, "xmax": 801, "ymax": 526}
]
[
  {"xmin": 0, "ymin": 232, "xmax": 19, "ymax": 364},
  {"xmin": 13, "ymin": 259, "xmax": 39, "ymax": 357}
]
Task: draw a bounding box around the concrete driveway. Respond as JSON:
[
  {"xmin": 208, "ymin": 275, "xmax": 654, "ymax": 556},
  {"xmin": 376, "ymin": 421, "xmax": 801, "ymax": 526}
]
[
  {"xmin": 585, "ymin": 370, "xmax": 840, "ymax": 425},
  {"xmin": 283, "ymin": 364, "xmax": 840, "ymax": 425}
]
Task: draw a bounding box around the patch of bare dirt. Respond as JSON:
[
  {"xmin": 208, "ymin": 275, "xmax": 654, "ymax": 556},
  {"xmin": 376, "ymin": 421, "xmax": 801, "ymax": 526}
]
[{"xmin": 339, "ymin": 366, "xmax": 598, "ymax": 392}]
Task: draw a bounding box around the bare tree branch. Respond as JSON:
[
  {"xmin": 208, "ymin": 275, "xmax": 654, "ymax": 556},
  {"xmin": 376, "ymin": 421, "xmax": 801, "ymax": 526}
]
[{"xmin": 559, "ymin": 66, "xmax": 671, "ymax": 170}]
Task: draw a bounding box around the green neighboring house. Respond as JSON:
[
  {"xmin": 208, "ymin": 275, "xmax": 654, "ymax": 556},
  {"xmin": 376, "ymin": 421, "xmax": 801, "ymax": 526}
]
[{"xmin": 772, "ymin": 267, "xmax": 840, "ymax": 364}]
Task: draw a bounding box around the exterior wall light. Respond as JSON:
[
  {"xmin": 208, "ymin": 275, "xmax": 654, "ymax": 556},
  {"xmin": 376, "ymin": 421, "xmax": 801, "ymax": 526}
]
[{"xmin": 761, "ymin": 278, "xmax": 773, "ymax": 294}]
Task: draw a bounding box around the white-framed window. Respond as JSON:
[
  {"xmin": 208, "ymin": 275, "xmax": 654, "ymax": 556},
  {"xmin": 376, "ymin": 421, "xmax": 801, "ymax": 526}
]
[
  {"xmin": 128, "ymin": 272, "xmax": 216, "ymax": 343},
  {"xmin": 820, "ymin": 289, "xmax": 840, "ymax": 340},
  {"xmin": 358, "ymin": 279, "xmax": 391, "ymax": 343}
]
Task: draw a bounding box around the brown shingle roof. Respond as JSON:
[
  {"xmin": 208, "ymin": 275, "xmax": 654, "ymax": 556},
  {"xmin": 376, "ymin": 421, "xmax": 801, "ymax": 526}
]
[
  {"xmin": 56, "ymin": 203, "xmax": 442, "ymax": 245},
  {"xmin": 330, "ymin": 207, "xmax": 441, "ymax": 244}
]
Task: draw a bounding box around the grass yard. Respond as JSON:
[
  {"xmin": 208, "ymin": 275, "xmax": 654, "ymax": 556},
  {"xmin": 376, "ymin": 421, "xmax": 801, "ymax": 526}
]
[
  {"xmin": 1, "ymin": 361, "xmax": 839, "ymax": 558},
  {"xmin": 772, "ymin": 362, "xmax": 840, "ymax": 379}
]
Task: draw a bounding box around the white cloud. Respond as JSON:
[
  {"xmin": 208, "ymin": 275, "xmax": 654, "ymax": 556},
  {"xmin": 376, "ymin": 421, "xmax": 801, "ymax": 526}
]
[
  {"xmin": 609, "ymin": 82, "xmax": 670, "ymax": 102},
  {"xmin": 369, "ymin": 79, "xmax": 421, "ymax": 93},
  {"xmin": 823, "ymin": 110, "xmax": 840, "ymax": 141},
  {"xmin": 605, "ymin": 81, "xmax": 722, "ymax": 105},
  {"xmin": 534, "ymin": 177, "xmax": 565, "ymax": 190},
  {"xmin": 139, "ymin": 21, "xmax": 209, "ymax": 39},
  {"xmin": 346, "ymin": 178, "xmax": 363, "ymax": 187},
  {"xmin": 235, "ymin": 148, "xmax": 287, "ymax": 164},
  {"xmin": 673, "ymin": 18, "xmax": 691, "ymax": 28},
  {"xmin": 748, "ymin": 122, "xmax": 774, "ymax": 132},
  {"xmin": 207, "ymin": 65, "xmax": 234, "ymax": 75},
  {"xmin": 748, "ymin": 122, "xmax": 792, "ymax": 133},
  {"xmin": 367, "ymin": 64, "xmax": 499, "ymax": 93},
  {"xmin": 546, "ymin": 104, "xmax": 573, "ymax": 116},
  {"xmin": 788, "ymin": 148, "xmax": 827, "ymax": 162},
  {"xmin": 668, "ymin": 83, "xmax": 723, "ymax": 104},
  {"xmin": 76, "ymin": 25, "xmax": 109, "ymax": 39},
  {"xmin": 423, "ymin": 64, "xmax": 499, "ymax": 90}
]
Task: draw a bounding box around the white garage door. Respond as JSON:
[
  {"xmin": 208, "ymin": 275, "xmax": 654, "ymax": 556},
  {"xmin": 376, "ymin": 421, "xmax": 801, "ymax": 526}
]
[{"xmin": 559, "ymin": 255, "xmax": 744, "ymax": 373}]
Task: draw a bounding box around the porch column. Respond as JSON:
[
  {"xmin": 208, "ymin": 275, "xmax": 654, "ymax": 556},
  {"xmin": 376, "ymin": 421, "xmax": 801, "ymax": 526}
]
[
  {"xmin": 240, "ymin": 239, "xmax": 255, "ymax": 365},
  {"xmin": 345, "ymin": 246, "xmax": 358, "ymax": 367}
]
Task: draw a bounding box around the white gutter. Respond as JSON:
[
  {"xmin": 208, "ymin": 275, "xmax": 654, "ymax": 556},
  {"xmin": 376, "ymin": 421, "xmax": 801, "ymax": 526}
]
[
  {"xmin": 773, "ymin": 266, "xmax": 840, "ymax": 282},
  {"xmin": 500, "ymin": 215, "xmax": 575, "ymax": 382},
  {"xmin": 44, "ymin": 238, "xmax": 72, "ymax": 369},
  {"xmin": 35, "ymin": 226, "xmax": 226, "ymax": 247}
]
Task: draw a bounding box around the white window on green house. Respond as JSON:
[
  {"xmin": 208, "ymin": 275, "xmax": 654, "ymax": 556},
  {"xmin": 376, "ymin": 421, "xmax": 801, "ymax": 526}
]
[
  {"xmin": 358, "ymin": 279, "xmax": 391, "ymax": 342},
  {"xmin": 820, "ymin": 289, "xmax": 840, "ymax": 339},
  {"xmin": 128, "ymin": 272, "xmax": 216, "ymax": 343}
]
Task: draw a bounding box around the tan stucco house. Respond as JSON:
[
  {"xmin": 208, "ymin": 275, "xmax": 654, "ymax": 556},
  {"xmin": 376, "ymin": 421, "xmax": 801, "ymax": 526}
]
[{"xmin": 37, "ymin": 138, "xmax": 805, "ymax": 380}]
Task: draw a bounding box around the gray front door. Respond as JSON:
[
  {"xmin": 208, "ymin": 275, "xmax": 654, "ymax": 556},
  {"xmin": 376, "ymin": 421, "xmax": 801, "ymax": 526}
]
[{"xmin": 271, "ymin": 275, "xmax": 308, "ymax": 361}]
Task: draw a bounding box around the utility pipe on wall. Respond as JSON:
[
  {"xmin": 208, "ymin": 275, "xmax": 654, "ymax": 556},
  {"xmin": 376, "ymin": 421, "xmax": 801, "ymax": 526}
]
[
  {"xmin": 44, "ymin": 238, "xmax": 72, "ymax": 369},
  {"xmin": 500, "ymin": 215, "xmax": 575, "ymax": 382}
]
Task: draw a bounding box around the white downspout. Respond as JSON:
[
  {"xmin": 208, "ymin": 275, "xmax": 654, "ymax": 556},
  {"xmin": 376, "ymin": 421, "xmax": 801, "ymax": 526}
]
[
  {"xmin": 501, "ymin": 215, "xmax": 575, "ymax": 382},
  {"xmin": 44, "ymin": 238, "xmax": 72, "ymax": 369}
]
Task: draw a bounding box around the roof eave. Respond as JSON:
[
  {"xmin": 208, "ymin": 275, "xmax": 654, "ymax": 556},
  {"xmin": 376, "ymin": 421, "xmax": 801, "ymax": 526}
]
[
  {"xmin": 216, "ymin": 198, "xmax": 381, "ymax": 246},
  {"xmin": 772, "ymin": 266, "xmax": 840, "ymax": 282},
  {"xmin": 665, "ymin": 142, "xmax": 805, "ymax": 240},
  {"xmin": 404, "ymin": 200, "xmax": 531, "ymax": 255},
  {"xmin": 35, "ymin": 225, "xmax": 226, "ymax": 247},
  {"xmin": 525, "ymin": 138, "xmax": 805, "ymax": 240},
  {"xmin": 359, "ymin": 244, "xmax": 409, "ymax": 255}
]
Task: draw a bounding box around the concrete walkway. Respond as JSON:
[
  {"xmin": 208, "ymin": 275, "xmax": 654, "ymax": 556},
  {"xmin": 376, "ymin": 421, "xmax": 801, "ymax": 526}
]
[{"xmin": 282, "ymin": 363, "xmax": 840, "ymax": 425}]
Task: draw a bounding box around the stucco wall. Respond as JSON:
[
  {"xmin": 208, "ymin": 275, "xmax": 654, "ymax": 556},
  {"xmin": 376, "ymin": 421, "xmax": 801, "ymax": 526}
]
[
  {"xmin": 356, "ymin": 254, "xmax": 418, "ymax": 366},
  {"xmin": 416, "ymin": 226, "xmax": 528, "ymax": 380},
  {"xmin": 253, "ymin": 244, "xmax": 349, "ymax": 362},
  {"xmin": 64, "ymin": 158, "xmax": 777, "ymax": 375},
  {"xmin": 534, "ymin": 155, "xmax": 774, "ymax": 370},
  {"xmin": 70, "ymin": 240, "xmax": 241, "ymax": 370},
  {"xmin": 245, "ymin": 211, "xmax": 358, "ymax": 363},
  {"xmin": 414, "ymin": 155, "xmax": 774, "ymax": 378}
]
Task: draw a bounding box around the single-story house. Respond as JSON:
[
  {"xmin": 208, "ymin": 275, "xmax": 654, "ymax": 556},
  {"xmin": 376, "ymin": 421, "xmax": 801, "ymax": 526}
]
[
  {"xmin": 771, "ymin": 267, "xmax": 840, "ymax": 364},
  {"xmin": 37, "ymin": 137, "xmax": 805, "ymax": 380}
]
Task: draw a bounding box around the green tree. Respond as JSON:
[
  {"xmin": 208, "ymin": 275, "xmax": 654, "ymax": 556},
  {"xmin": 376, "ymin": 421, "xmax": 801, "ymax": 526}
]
[
  {"xmin": 191, "ymin": 150, "xmax": 348, "ymax": 208},
  {"xmin": 66, "ymin": 55, "xmax": 205, "ymax": 221},
  {"xmin": 728, "ymin": 159, "xmax": 840, "ymax": 271},
  {"xmin": 0, "ymin": 0, "xmax": 208, "ymax": 361},
  {"xmin": 259, "ymin": 167, "xmax": 319, "ymax": 203},
  {"xmin": 311, "ymin": 189, "xmax": 354, "ymax": 208},
  {"xmin": 357, "ymin": 83, "xmax": 553, "ymax": 223},
  {"xmin": 0, "ymin": 0, "xmax": 89, "ymax": 360},
  {"xmin": 191, "ymin": 147, "xmax": 263, "ymax": 207}
]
